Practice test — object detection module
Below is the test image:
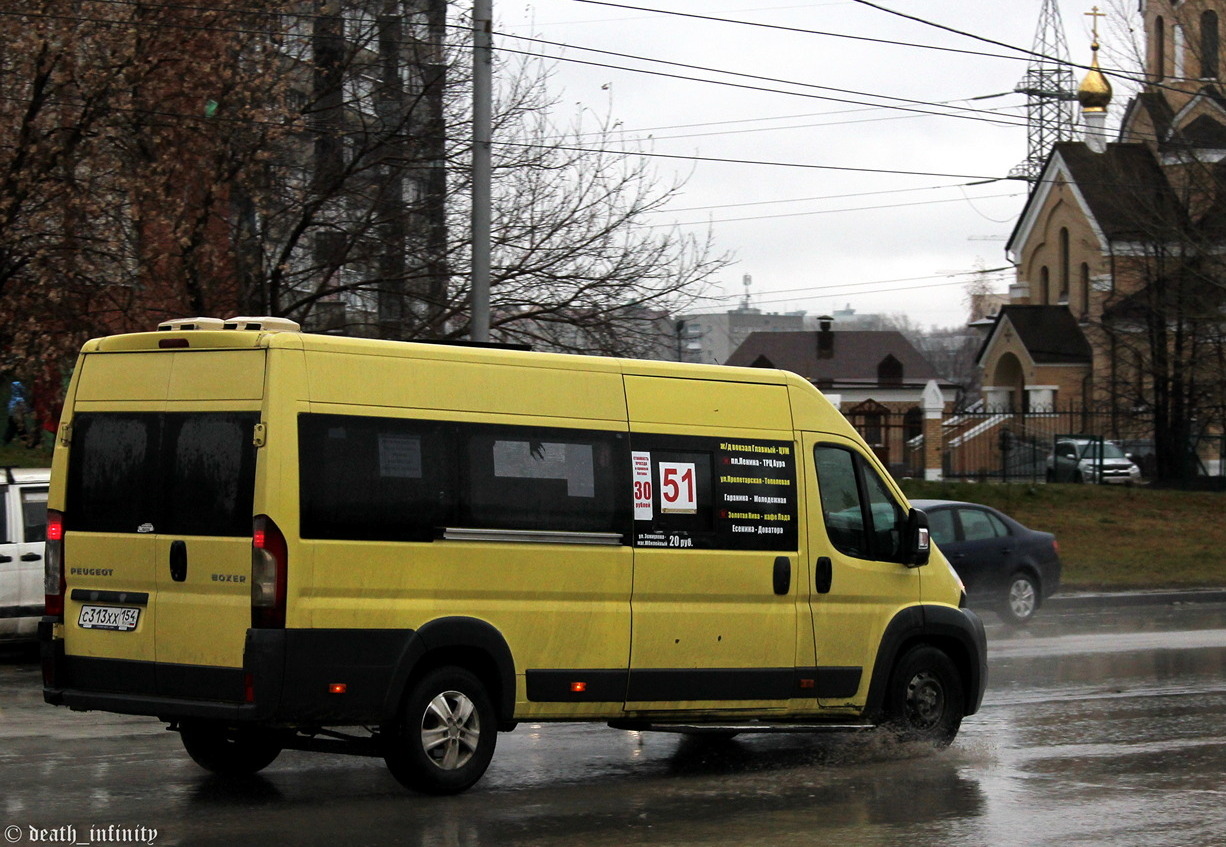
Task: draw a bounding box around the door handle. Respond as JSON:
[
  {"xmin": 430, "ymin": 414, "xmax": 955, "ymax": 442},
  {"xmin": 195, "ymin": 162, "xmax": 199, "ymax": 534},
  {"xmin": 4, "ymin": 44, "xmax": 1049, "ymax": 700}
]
[
  {"xmin": 815, "ymin": 556, "xmax": 833, "ymax": 594},
  {"xmin": 169, "ymin": 540, "xmax": 188, "ymax": 582},
  {"xmin": 0, "ymin": 555, "xmax": 11, "ymax": 563},
  {"xmin": 773, "ymin": 556, "xmax": 792, "ymax": 595},
  {"xmin": 21, "ymin": 552, "xmax": 41, "ymax": 562}
]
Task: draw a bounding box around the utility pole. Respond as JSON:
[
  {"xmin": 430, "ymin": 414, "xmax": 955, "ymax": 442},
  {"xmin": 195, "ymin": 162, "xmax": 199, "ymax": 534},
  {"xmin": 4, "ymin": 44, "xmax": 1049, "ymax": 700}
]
[
  {"xmin": 1010, "ymin": 0, "xmax": 1078, "ymax": 182},
  {"xmin": 471, "ymin": 0, "xmax": 492, "ymax": 342}
]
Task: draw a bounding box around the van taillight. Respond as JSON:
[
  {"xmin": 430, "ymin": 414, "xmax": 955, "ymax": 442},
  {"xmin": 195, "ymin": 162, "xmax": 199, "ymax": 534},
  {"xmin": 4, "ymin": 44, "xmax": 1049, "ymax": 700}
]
[
  {"xmin": 45, "ymin": 510, "xmax": 65, "ymax": 619},
  {"xmin": 251, "ymin": 515, "xmax": 287, "ymax": 629}
]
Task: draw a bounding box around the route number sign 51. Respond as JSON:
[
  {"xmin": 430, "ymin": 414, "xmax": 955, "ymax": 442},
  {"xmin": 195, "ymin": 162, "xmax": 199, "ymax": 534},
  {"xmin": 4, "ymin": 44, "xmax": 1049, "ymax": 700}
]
[{"xmin": 659, "ymin": 462, "xmax": 697, "ymax": 514}]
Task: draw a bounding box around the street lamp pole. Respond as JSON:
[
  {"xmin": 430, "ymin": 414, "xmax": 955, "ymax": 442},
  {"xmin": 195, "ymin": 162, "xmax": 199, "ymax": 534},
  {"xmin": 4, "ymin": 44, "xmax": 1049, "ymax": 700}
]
[{"xmin": 471, "ymin": 0, "xmax": 492, "ymax": 342}]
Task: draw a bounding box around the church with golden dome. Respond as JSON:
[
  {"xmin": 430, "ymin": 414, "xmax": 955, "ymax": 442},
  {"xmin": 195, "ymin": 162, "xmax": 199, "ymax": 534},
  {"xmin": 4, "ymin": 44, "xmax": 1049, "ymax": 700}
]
[{"xmin": 976, "ymin": 0, "xmax": 1226, "ymax": 479}]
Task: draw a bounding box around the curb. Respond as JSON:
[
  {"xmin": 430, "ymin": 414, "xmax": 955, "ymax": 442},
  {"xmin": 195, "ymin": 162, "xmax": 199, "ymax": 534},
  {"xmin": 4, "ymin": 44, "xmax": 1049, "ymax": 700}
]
[{"xmin": 1048, "ymin": 588, "xmax": 1226, "ymax": 608}]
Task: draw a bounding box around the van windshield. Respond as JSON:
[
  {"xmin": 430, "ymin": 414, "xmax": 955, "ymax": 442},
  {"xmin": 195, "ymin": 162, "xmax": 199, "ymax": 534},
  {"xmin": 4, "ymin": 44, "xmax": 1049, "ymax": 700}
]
[{"xmin": 66, "ymin": 412, "xmax": 258, "ymax": 536}]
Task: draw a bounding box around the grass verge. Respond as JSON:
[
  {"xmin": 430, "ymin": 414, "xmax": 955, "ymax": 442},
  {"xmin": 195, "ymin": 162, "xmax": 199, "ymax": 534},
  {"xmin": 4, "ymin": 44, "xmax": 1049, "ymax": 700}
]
[
  {"xmin": 0, "ymin": 440, "xmax": 53, "ymax": 469},
  {"xmin": 901, "ymin": 479, "xmax": 1226, "ymax": 591}
]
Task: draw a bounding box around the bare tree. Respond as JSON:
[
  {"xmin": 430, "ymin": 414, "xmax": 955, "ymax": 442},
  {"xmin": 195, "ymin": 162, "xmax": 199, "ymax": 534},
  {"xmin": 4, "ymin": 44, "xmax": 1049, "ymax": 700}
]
[{"xmin": 0, "ymin": 0, "xmax": 728, "ymax": 401}]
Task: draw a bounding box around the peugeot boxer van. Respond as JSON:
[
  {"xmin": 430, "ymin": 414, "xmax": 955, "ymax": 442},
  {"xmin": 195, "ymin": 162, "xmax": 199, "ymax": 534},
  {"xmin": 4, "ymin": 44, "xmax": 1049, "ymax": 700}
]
[{"xmin": 42, "ymin": 319, "xmax": 986, "ymax": 794}]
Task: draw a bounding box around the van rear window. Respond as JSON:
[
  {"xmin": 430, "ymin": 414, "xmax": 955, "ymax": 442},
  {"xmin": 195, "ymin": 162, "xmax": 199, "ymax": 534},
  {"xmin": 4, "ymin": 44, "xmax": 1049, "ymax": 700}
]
[{"xmin": 66, "ymin": 413, "xmax": 257, "ymax": 536}]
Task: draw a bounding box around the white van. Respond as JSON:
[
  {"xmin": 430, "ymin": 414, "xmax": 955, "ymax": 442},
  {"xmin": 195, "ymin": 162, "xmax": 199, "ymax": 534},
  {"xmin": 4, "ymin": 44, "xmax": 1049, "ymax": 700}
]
[{"xmin": 2, "ymin": 467, "xmax": 49, "ymax": 642}]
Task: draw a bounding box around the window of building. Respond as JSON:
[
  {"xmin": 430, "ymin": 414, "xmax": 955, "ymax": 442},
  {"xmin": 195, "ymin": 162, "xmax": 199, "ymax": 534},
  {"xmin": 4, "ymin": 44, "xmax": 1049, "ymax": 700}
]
[
  {"xmin": 877, "ymin": 354, "xmax": 903, "ymax": 387},
  {"xmin": 1059, "ymin": 228, "xmax": 1070, "ymax": 303},
  {"xmin": 1080, "ymin": 262, "xmax": 1091, "ymax": 316},
  {"xmin": 1156, "ymin": 16, "xmax": 1166, "ymax": 79},
  {"xmin": 1202, "ymin": 10, "xmax": 1220, "ymax": 78},
  {"xmin": 1175, "ymin": 24, "xmax": 1187, "ymax": 78},
  {"xmin": 1040, "ymin": 266, "xmax": 1050, "ymax": 304}
]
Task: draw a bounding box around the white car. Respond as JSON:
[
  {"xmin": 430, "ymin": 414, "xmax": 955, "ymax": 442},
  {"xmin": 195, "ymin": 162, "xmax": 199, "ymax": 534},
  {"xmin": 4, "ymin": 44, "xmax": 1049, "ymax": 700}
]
[
  {"xmin": 1, "ymin": 468, "xmax": 49, "ymax": 642},
  {"xmin": 1047, "ymin": 439, "xmax": 1142, "ymax": 484}
]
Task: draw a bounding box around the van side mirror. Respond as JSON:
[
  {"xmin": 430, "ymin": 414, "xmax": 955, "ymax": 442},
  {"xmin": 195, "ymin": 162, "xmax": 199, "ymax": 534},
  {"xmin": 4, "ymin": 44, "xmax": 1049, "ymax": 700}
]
[{"xmin": 904, "ymin": 508, "xmax": 930, "ymax": 569}]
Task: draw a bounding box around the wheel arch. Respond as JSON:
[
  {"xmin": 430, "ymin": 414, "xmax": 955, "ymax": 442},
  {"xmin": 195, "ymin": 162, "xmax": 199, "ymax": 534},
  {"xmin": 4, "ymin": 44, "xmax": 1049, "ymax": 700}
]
[
  {"xmin": 383, "ymin": 617, "xmax": 517, "ymax": 729},
  {"xmin": 864, "ymin": 604, "xmax": 987, "ymax": 722}
]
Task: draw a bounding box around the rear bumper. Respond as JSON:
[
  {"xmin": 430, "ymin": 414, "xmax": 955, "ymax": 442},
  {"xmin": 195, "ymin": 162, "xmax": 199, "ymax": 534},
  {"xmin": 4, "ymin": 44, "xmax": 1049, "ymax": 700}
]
[{"xmin": 42, "ymin": 622, "xmax": 415, "ymax": 726}]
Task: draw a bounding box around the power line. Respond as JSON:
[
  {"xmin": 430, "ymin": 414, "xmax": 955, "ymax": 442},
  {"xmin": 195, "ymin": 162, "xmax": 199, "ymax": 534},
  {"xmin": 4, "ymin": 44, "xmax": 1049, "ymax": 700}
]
[
  {"xmin": 566, "ymin": 0, "xmax": 1191, "ymax": 102},
  {"xmin": 616, "ymin": 104, "xmax": 1026, "ymax": 144},
  {"xmin": 569, "ymin": 0, "xmax": 1031, "ymax": 62},
  {"xmin": 654, "ymin": 180, "xmax": 1006, "ymax": 214},
  {"xmin": 654, "ymin": 192, "xmax": 1024, "ymax": 228},
  {"xmin": 492, "ymin": 44, "xmax": 1028, "ymax": 132},
  {"xmin": 497, "ymin": 140, "xmax": 1012, "ymax": 181},
  {"xmin": 709, "ymin": 266, "xmax": 1014, "ymax": 308},
  {"xmin": 576, "ymin": 98, "xmax": 1022, "ymax": 138},
  {"xmin": 498, "ymin": 31, "xmax": 1031, "ymax": 129}
]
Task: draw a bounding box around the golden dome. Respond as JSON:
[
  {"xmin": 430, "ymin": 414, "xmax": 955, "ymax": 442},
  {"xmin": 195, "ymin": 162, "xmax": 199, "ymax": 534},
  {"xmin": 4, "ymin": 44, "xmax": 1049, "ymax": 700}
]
[{"xmin": 1079, "ymin": 41, "xmax": 1113, "ymax": 113}]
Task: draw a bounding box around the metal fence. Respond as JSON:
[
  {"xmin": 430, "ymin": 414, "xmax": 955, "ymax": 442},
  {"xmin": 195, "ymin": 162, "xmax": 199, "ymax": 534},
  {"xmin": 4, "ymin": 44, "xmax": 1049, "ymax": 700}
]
[{"xmin": 865, "ymin": 405, "xmax": 1224, "ymax": 484}]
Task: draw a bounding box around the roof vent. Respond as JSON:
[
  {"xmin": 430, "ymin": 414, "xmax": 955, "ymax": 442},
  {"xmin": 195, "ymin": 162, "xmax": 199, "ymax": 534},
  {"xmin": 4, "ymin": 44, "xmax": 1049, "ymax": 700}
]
[
  {"xmin": 158, "ymin": 317, "xmax": 226, "ymax": 331},
  {"xmin": 221, "ymin": 316, "xmax": 302, "ymax": 332}
]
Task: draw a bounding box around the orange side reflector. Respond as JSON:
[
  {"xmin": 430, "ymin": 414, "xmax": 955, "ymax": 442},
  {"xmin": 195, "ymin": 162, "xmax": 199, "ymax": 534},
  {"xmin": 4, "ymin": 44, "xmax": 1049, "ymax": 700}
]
[
  {"xmin": 800, "ymin": 678, "xmax": 815, "ymax": 690},
  {"xmin": 570, "ymin": 682, "xmax": 588, "ymax": 693},
  {"xmin": 328, "ymin": 683, "xmax": 348, "ymax": 695}
]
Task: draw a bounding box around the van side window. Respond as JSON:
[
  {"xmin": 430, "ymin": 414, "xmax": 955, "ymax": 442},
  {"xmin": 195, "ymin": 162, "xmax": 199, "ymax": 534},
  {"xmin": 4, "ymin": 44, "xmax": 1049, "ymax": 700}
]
[
  {"xmin": 0, "ymin": 486, "xmax": 8, "ymax": 543},
  {"xmin": 299, "ymin": 415, "xmax": 453, "ymax": 541},
  {"xmin": 813, "ymin": 447, "xmax": 867, "ymax": 556},
  {"xmin": 20, "ymin": 488, "xmax": 48, "ymax": 543},
  {"xmin": 813, "ymin": 444, "xmax": 905, "ymax": 563},
  {"xmin": 462, "ymin": 429, "xmax": 623, "ymax": 534},
  {"xmin": 630, "ymin": 436, "xmax": 797, "ymax": 551},
  {"xmin": 299, "ymin": 415, "xmax": 626, "ymax": 540}
]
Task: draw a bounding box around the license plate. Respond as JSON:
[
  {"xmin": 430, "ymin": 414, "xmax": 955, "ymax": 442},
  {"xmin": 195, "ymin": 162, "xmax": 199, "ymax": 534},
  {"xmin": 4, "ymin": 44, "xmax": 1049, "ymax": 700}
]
[{"xmin": 77, "ymin": 605, "xmax": 141, "ymax": 632}]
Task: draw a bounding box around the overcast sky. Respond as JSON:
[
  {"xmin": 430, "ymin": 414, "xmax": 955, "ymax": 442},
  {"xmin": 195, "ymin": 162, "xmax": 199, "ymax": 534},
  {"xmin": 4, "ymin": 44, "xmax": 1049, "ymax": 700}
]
[{"xmin": 491, "ymin": 0, "xmax": 1131, "ymax": 329}]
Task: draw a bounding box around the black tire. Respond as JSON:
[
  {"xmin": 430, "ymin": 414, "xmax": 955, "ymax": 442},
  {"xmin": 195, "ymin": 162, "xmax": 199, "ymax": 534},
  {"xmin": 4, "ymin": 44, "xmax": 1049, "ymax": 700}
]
[
  {"xmin": 178, "ymin": 720, "xmax": 284, "ymax": 776},
  {"xmin": 882, "ymin": 646, "xmax": 964, "ymax": 747},
  {"xmin": 384, "ymin": 666, "xmax": 497, "ymax": 795},
  {"xmin": 1001, "ymin": 571, "xmax": 1041, "ymax": 625}
]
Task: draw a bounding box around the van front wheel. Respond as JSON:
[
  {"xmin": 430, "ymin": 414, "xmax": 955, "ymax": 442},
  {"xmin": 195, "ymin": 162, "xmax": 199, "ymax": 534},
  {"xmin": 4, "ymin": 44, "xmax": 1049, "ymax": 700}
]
[
  {"xmin": 178, "ymin": 720, "xmax": 284, "ymax": 776},
  {"xmin": 882, "ymin": 646, "xmax": 964, "ymax": 747},
  {"xmin": 384, "ymin": 667, "xmax": 497, "ymax": 794}
]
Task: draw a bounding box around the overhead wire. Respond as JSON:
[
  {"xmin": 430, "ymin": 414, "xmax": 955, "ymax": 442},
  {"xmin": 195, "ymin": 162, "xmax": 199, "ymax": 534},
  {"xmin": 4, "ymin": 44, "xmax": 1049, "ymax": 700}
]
[
  {"xmin": 650, "ymin": 192, "xmax": 1024, "ymax": 228},
  {"xmin": 0, "ymin": 1, "xmax": 1189, "ymax": 194},
  {"xmin": 566, "ymin": 0, "xmax": 1200, "ymax": 105}
]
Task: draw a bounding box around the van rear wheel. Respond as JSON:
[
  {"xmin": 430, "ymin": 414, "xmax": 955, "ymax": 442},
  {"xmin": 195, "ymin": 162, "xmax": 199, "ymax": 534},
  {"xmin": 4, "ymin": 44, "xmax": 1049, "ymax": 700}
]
[
  {"xmin": 383, "ymin": 666, "xmax": 497, "ymax": 795},
  {"xmin": 882, "ymin": 645, "xmax": 964, "ymax": 747},
  {"xmin": 178, "ymin": 720, "xmax": 284, "ymax": 776}
]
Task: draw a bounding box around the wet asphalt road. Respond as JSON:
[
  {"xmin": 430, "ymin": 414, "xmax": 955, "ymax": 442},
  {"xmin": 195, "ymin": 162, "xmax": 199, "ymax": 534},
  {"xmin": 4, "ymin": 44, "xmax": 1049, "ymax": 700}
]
[{"xmin": 1, "ymin": 597, "xmax": 1224, "ymax": 847}]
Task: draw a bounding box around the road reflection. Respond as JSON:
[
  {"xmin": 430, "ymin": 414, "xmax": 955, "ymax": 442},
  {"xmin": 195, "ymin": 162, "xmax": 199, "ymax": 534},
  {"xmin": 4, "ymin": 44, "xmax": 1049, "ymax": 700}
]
[{"xmin": 4, "ymin": 600, "xmax": 1225, "ymax": 847}]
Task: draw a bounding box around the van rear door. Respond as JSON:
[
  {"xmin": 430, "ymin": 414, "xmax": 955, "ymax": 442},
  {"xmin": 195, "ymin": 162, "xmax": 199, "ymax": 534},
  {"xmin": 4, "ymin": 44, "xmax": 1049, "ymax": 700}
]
[{"xmin": 62, "ymin": 349, "xmax": 263, "ymax": 700}]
